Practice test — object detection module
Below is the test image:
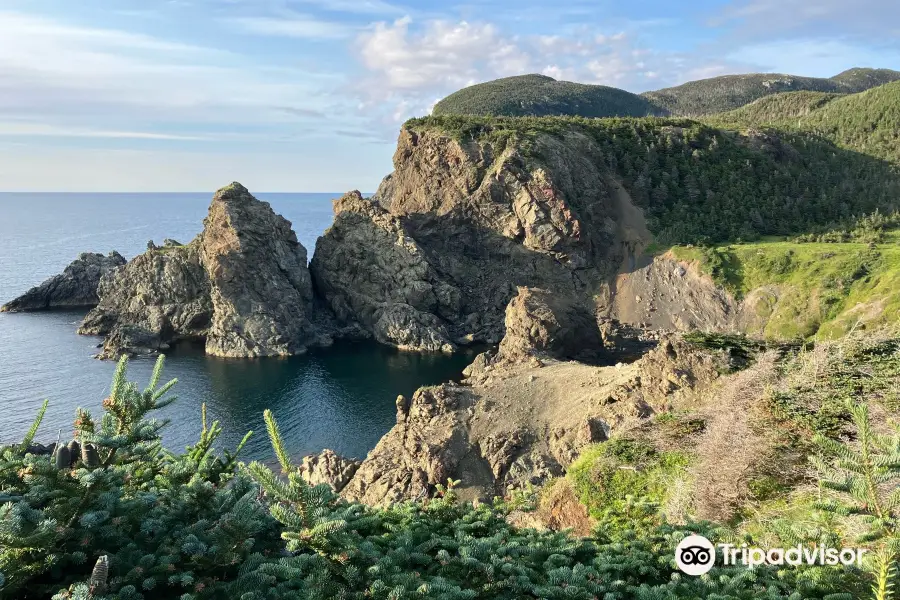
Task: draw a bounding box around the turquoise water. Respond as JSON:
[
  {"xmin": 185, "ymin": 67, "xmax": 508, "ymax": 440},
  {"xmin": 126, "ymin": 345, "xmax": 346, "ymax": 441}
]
[{"xmin": 0, "ymin": 193, "xmax": 472, "ymax": 461}]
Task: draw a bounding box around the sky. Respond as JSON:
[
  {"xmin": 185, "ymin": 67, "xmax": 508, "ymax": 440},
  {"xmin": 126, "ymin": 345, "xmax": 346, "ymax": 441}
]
[{"xmin": 0, "ymin": 0, "xmax": 898, "ymax": 192}]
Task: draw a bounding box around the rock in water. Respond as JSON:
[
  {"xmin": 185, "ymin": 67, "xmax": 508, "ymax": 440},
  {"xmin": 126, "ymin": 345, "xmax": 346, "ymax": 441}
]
[
  {"xmin": 79, "ymin": 182, "xmax": 316, "ymax": 359},
  {"xmin": 200, "ymin": 182, "xmax": 315, "ymax": 357},
  {"xmin": 1, "ymin": 252, "xmax": 125, "ymax": 312},
  {"xmin": 79, "ymin": 242, "xmax": 212, "ymax": 358}
]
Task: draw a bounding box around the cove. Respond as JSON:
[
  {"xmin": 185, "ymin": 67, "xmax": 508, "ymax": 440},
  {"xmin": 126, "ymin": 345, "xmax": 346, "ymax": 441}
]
[{"xmin": 0, "ymin": 309, "xmax": 475, "ymax": 462}]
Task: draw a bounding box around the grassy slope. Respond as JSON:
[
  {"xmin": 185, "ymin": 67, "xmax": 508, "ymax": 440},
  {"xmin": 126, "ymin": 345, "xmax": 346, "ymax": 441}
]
[
  {"xmin": 566, "ymin": 329, "xmax": 900, "ymax": 557},
  {"xmin": 670, "ymin": 233, "xmax": 900, "ymax": 339}
]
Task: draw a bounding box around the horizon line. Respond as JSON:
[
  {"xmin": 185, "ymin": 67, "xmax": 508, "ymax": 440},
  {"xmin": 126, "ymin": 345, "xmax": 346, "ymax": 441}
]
[{"xmin": 0, "ymin": 190, "xmax": 370, "ymax": 195}]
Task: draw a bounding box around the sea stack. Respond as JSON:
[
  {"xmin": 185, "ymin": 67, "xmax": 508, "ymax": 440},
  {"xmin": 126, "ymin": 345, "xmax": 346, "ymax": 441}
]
[
  {"xmin": 1, "ymin": 251, "xmax": 126, "ymax": 313},
  {"xmin": 78, "ymin": 182, "xmax": 317, "ymax": 359}
]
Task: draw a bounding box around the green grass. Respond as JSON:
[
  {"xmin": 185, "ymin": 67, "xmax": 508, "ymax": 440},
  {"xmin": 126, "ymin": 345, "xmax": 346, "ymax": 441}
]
[
  {"xmin": 670, "ymin": 235, "xmax": 900, "ymax": 339},
  {"xmin": 567, "ymin": 438, "xmax": 690, "ymax": 536}
]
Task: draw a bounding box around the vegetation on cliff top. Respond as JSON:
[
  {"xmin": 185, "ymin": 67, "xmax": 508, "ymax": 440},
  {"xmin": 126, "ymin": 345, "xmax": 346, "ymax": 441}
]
[{"xmin": 406, "ymin": 114, "xmax": 900, "ymax": 245}]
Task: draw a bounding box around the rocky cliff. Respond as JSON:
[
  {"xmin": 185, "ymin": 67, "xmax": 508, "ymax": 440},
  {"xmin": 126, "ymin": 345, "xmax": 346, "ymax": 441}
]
[
  {"xmin": 310, "ymin": 125, "xmax": 653, "ymax": 353},
  {"xmin": 79, "ymin": 183, "xmax": 320, "ymax": 358},
  {"xmin": 1, "ymin": 252, "xmax": 125, "ymax": 312},
  {"xmin": 337, "ymin": 287, "xmax": 724, "ymax": 505}
]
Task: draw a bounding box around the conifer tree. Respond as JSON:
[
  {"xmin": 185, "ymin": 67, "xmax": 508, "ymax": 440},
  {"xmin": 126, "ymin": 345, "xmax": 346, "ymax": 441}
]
[{"xmin": 811, "ymin": 400, "xmax": 900, "ymax": 598}]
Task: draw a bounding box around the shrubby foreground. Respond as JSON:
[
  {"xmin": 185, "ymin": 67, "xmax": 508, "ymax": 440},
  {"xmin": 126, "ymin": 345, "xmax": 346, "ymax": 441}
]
[{"xmin": 1, "ymin": 348, "xmax": 895, "ymax": 599}]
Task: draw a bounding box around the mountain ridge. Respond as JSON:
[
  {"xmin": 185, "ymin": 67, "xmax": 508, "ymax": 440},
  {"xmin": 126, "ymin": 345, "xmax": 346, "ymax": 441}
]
[{"xmin": 432, "ymin": 67, "xmax": 900, "ymax": 119}]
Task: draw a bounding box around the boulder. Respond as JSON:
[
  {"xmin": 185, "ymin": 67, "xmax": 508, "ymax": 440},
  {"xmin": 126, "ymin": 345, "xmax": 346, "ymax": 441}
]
[
  {"xmin": 497, "ymin": 287, "xmax": 605, "ymax": 363},
  {"xmin": 2, "ymin": 251, "xmax": 125, "ymax": 312}
]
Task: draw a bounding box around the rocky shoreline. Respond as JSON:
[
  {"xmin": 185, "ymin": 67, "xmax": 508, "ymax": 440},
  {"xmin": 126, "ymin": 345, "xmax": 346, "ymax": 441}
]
[{"xmin": 2, "ymin": 123, "xmax": 754, "ymax": 505}]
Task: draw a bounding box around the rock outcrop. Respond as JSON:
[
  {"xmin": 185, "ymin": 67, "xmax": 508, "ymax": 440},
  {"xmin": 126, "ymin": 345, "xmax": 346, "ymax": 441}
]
[
  {"xmin": 1, "ymin": 252, "xmax": 125, "ymax": 312},
  {"xmin": 298, "ymin": 450, "xmax": 361, "ymax": 493},
  {"xmin": 311, "ymin": 125, "xmax": 654, "ymax": 352},
  {"xmin": 339, "ymin": 289, "xmax": 725, "ymax": 506},
  {"xmin": 200, "ymin": 183, "xmax": 315, "ymax": 357},
  {"xmin": 78, "ymin": 243, "xmax": 212, "ymax": 357},
  {"xmin": 79, "ymin": 183, "xmax": 319, "ymax": 358}
]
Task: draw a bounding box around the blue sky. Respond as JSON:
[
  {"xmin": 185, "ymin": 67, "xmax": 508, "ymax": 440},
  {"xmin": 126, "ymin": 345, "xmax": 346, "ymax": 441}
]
[{"xmin": 0, "ymin": 0, "xmax": 898, "ymax": 192}]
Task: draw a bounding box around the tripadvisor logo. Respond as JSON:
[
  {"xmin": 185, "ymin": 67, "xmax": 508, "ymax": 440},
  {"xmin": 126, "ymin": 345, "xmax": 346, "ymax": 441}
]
[
  {"xmin": 674, "ymin": 535, "xmax": 868, "ymax": 576},
  {"xmin": 675, "ymin": 535, "xmax": 716, "ymax": 575}
]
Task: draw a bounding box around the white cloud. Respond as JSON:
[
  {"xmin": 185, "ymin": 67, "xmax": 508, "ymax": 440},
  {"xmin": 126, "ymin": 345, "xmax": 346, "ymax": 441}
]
[
  {"xmin": 358, "ymin": 17, "xmax": 521, "ymax": 90},
  {"xmin": 353, "ymin": 16, "xmax": 731, "ymax": 123},
  {"xmin": 226, "ymin": 15, "xmax": 352, "ymax": 39},
  {"xmin": 0, "ymin": 122, "xmax": 211, "ymax": 141},
  {"xmin": 0, "ymin": 11, "xmax": 346, "ymax": 131}
]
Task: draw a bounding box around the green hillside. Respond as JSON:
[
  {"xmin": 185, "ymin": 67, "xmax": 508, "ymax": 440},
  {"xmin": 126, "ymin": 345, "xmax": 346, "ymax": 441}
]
[
  {"xmin": 708, "ymin": 81, "xmax": 900, "ymax": 165},
  {"xmin": 703, "ymin": 91, "xmax": 843, "ymax": 125},
  {"xmin": 671, "ymin": 232, "xmax": 900, "ymax": 339},
  {"xmin": 431, "ymin": 74, "xmax": 663, "ymax": 118},
  {"xmin": 829, "ymin": 67, "xmax": 900, "ymax": 91},
  {"xmin": 642, "ymin": 68, "xmax": 900, "ymax": 116},
  {"xmin": 431, "ymin": 68, "xmax": 900, "ymax": 119},
  {"xmin": 407, "ymin": 115, "xmax": 900, "ymax": 244}
]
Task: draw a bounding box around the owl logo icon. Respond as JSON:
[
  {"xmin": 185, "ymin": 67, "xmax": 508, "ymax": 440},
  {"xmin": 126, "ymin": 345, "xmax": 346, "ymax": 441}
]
[{"xmin": 675, "ymin": 535, "xmax": 716, "ymax": 576}]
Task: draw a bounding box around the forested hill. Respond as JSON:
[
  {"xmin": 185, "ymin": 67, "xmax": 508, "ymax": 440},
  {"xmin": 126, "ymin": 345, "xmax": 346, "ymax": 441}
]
[
  {"xmin": 432, "ymin": 68, "xmax": 900, "ymax": 119},
  {"xmin": 406, "ymin": 115, "xmax": 900, "ymax": 244},
  {"xmin": 642, "ymin": 68, "xmax": 900, "ymax": 116},
  {"xmin": 706, "ymin": 80, "xmax": 900, "ymax": 165},
  {"xmin": 431, "ymin": 74, "xmax": 663, "ymax": 118}
]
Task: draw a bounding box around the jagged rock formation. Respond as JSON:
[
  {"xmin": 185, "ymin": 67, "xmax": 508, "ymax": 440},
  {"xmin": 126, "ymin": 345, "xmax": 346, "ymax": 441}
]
[
  {"xmin": 79, "ymin": 183, "xmax": 319, "ymax": 358},
  {"xmin": 200, "ymin": 183, "xmax": 315, "ymax": 357},
  {"xmin": 79, "ymin": 241, "xmax": 212, "ymax": 357},
  {"xmin": 298, "ymin": 450, "xmax": 361, "ymax": 493},
  {"xmin": 339, "ymin": 290, "xmax": 723, "ymax": 506},
  {"xmin": 1, "ymin": 252, "xmax": 125, "ymax": 312},
  {"xmin": 311, "ymin": 125, "xmax": 653, "ymax": 352}
]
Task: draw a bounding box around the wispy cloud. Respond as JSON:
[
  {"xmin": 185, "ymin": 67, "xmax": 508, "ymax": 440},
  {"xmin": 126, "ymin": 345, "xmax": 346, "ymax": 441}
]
[
  {"xmin": 0, "ymin": 122, "xmax": 211, "ymax": 141},
  {"xmin": 286, "ymin": 0, "xmax": 405, "ymax": 15},
  {"xmin": 226, "ymin": 15, "xmax": 353, "ymax": 39},
  {"xmin": 0, "ymin": 11, "xmax": 344, "ymax": 129},
  {"xmin": 713, "ymin": 0, "xmax": 900, "ymax": 41}
]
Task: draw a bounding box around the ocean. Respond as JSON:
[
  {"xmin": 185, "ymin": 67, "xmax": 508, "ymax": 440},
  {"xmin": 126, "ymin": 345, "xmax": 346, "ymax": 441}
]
[{"xmin": 0, "ymin": 192, "xmax": 472, "ymax": 462}]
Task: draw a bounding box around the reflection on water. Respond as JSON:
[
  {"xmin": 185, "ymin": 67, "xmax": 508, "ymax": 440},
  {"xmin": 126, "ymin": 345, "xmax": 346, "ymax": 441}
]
[
  {"xmin": 0, "ymin": 192, "xmax": 475, "ymax": 463},
  {"xmin": 0, "ymin": 310, "xmax": 475, "ymax": 462}
]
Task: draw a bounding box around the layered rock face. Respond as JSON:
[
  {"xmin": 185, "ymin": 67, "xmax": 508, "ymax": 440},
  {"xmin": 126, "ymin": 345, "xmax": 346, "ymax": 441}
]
[
  {"xmin": 200, "ymin": 183, "xmax": 315, "ymax": 357},
  {"xmin": 339, "ymin": 288, "xmax": 725, "ymax": 506},
  {"xmin": 311, "ymin": 126, "xmax": 652, "ymax": 352},
  {"xmin": 79, "ymin": 183, "xmax": 317, "ymax": 358},
  {"xmin": 79, "ymin": 243, "xmax": 211, "ymax": 357},
  {"xmin": 1, "ymin": 252, "xmax": 125, "ymax": 312}
]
